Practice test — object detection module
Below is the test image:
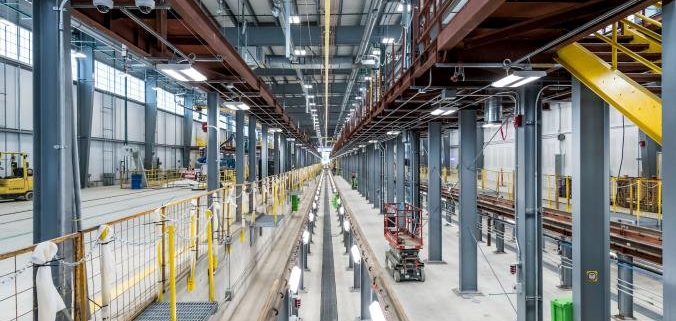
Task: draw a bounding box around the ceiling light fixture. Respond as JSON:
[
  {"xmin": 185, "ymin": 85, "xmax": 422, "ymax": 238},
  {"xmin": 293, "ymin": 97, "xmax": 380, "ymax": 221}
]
[
  {"xmin": 289, "ymin": 15, "xmax": 301, "ymax": 24},
  {"xmin": 386, "ymin": 130, "xmax": 400, "ymax": 135},
  {"xmin": 157, "ymin": 64, "xmax": 207, "ymax": 82},
  {"xmin": 430, "ymin": 107, "xmax": 458, "ymax": 116},
  {"xmin": 223, "ymin": 101, "xmax": 250, "ymax": 111},
  {"xmin": 381, "ymin": 37, "xmax": 395, "ymax": 44},
  {"xmin": 294, "ymin": 49, "xmax": 307, "ymax": 56},
  {"xmin": 491, "ymin": 70, "xmax": 547, "ymax": 88},
  {"xmin": 304, "ymin": 84, "xmax": 313, "ymax": 89}
]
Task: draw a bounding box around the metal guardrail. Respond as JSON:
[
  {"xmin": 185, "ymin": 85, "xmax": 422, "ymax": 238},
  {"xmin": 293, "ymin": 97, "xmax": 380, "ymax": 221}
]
[{"xmin": 0, "ymin": 165, "xmax": 322, "ymax": 321}]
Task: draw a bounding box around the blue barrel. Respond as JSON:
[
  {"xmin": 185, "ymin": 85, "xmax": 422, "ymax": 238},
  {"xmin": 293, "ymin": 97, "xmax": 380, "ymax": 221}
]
[{"xmin": 131, "ymin": 174, "xmax": 143, "ymax": 189}]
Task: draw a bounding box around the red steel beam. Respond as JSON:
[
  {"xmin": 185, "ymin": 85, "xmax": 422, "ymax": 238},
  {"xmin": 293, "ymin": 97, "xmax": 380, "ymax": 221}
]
[{"xmin": 436, "ymin": 0, "xmax": 505, "ymax": 51}]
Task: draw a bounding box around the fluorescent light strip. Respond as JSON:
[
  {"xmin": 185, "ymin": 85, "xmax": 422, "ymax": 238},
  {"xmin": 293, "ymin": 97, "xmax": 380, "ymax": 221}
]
[
  {"xmin": 162, "ymin": 69, "xmax": 189, "ymax": 82},
  {"xmin": 491, "ymin": 74, "xmax": 522, "ymax": 87},
  {"xmin": 509, "ymin": 76, "xmax": 540, "ymax": 88}
]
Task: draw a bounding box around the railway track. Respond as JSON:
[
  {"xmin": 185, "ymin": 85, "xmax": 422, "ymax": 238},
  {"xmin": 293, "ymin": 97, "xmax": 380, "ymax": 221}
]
[{"xmin": 419, "ymin": 183, "xmax": 663, "ymax": 267}]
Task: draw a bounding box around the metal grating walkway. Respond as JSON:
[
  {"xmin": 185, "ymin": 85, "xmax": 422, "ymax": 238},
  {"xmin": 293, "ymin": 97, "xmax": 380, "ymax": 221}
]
[{"xmin": 134, "ymin": 302, "xmax": 218, "ymax": 321}]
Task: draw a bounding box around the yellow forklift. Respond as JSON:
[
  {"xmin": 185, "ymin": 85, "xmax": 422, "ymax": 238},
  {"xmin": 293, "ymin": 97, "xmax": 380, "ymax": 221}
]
[{"xmin": 0, "ymin": 152, "xmax": 33, "ymax": 201}]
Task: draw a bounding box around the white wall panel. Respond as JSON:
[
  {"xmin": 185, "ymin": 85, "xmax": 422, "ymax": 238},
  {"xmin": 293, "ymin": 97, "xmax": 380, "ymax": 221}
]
[{"xmin": 18, "ymin": 68, "xmax": 32, "ymax": 130}]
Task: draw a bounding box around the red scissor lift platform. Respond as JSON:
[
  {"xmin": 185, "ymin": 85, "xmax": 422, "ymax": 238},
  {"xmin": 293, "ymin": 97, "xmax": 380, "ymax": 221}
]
[{"xmin": 383, "ymin": 203, "xmax": 425, "ymax": 282}]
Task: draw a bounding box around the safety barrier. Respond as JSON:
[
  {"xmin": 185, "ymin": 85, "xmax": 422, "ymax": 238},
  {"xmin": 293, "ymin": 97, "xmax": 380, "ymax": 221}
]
[
  {"xmin": 0, "ymin": 165, "xmax": 321, "ymax": 321},
  {"xmin": 419, "ymin": 166, "xmax": 663, "ymax": 223},
  {"xmin": 119, "ymin": 169, "xmax": 183, "ymax": 189}
]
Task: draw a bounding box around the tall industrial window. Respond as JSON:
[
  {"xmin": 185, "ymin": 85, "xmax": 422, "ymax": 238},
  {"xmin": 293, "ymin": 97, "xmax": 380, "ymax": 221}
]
[
  {"xmin": 94, "ymin": 60, "xmax": 146, "ymax": 103},
  {"xmin": 0, "ymin": 19, "xmax": 20, "ymax": 61}
]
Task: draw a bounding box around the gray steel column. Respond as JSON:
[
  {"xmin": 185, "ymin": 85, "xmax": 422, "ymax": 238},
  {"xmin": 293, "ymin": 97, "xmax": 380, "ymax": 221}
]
[
  {"xmin": 361, "ymin": 148, "xmax": 367, "ymax": 196},
  {"xmin": 34, "ymin": 0, "xmax": 77, "ymax": 309},
  {"xmin": 34, "ymin": 0, "xmax": 76, "ymax": 240},
  {"xmin": 275, "ymin": 134, "xmax": 282, "ymax": 174},
  {"xmin": 144, "ymin": 77, "xmax": 158, "ymax": 168},
  {"xmin": 617, "ymin": 254, "xmax": 634, "ymax": 319},
  {"xmin": 476, "ymin": 127, "xmax": 484, "ymax": 173},
  {"xmin": 248, "ymin": 116, "xmax": 257, "ymax": 213},
  {"xmin": 374, "ymin": 144, "xmax": 382, "ymax": 209},
  {"xmin": 386, "ymin": 140, "xmax": 395, "ymax": 204},
  {"xmin": 458, "ymin": 109, "xmax": 478, "ymax": 293},
  {"xmin": 182, "ymin": 94, "xmax": 194, "ymax": 168},
  {"xmin": 663, "ymin": 2, "xmax": 676, "ymax": 319},
  {"xmin": 76, "ymin": 43, "xmax": 94, "ymax": 188},
  {"xmin": 494, "ymin": 216, "xmax": 505, "ymax": 253},
  {"xmin": 369, "ymin": 145, "xmax": 375, "ymax": 203},
  {"xmin": 396, "ymin": 136, "xmax": 405, "ymax": 203},
  {"xmin": 516, "ymin": 85, "xmax": 543, "ymax": 321},
  {"xmin": 279, "ymin": 137, "xmax": 285, "ymax": 173},
  {"xmin": 261, "ymin": 125, "xmax": 269, "ymax": 177},
  {"xmin": 442, "ymin": 130, "xmax": 450, "ymax": 169},
  {"xmin": 428, "ymin": 122, "xmax": 442, "ymax": 262},
  {"xmin": 410, "ymin": 131, "xmax": 421, "ymax": 208},
  {"xmin": 360, "ymin": 258, "xmax": 371, "ymax": 320},
  {"xmin": 353, "ymin": 260, "xmax": 361, "ymax": 289},
  {"xmin": 235, "ymin": 111, "xmax": 245, "ymax": 220},
  {"xmin": 560, "ymin": 240, "xmax": 572, "ymax": 288},
  {"xmin": 639, "ymin": 131, "xmax": 659, "ymax": 177},
  {"xmin": 207, "ymin": 92, "xmax": 220, "ymax": 194},
  {"xmin": 571, "ymin": 78, "xmax": 610, "ymax": 321}
]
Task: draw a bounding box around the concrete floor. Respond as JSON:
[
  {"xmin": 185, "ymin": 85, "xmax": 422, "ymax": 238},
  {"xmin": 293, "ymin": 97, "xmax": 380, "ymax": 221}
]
[
  {"xmin": 335, "ymin": 176, "xmax": 663, "ymax": 321},
  {"xmin": 0, "ymin": 186, "xmax": 202, "ymax": 252}
]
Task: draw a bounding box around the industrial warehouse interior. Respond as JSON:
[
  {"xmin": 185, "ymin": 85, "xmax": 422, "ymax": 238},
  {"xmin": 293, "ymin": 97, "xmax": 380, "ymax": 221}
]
[{"xmin": 0, "ymin": 0, "xmax": 673, "ymax": 320}]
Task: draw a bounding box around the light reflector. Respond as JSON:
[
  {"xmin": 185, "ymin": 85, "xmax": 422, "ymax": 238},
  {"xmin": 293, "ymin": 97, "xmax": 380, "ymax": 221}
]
[{"xmin": 288, "ymin": 266, "xmax": 301, "ymax": 293}]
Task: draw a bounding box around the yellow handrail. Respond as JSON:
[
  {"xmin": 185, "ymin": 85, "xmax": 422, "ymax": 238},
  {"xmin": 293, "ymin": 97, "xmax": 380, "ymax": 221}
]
[
  {"xmin": 634, "ymin": 13, "xmax": 662, "ymax": 29},
  {"xmin": 594, "ymin": 32, "xmax": 662, "ymax": 74},
  {"xmin": 622, "ymin": 18, "xmax": 662, "ymax": 43}
]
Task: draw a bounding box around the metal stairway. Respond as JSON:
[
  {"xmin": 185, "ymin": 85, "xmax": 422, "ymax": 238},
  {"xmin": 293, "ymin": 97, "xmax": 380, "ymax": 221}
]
[{"xmin": 555, "ymin": 10, "xmax": 663, "ymax": 144}]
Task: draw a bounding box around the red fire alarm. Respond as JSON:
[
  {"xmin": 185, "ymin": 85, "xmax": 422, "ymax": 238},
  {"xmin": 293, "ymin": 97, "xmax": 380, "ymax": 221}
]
[
  {"xmin": 202, "ymin": 122, "xmax": 208, "ymax": 132},
  {"xmin": 294, "ymin": 297, "xmax": 301, "ymax": 309},
  {"xmin": 510, "ymin": 263, "xmax": 518, "ymax": 275},
  {"xmin": 513, "ymin": 115, "xmax": 523, "ymax": 128},
  {"xmin": 639, "ymin": 140, "xmax": 646, "ymax": 147}
]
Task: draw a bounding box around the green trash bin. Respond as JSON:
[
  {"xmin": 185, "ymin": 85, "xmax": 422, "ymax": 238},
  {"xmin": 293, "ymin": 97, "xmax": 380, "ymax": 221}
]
[
  {"xmin": 291, "ymin": 194, "xmax": 300, "ymax": 211},
  {"xmin": 551, "ymin": 297, "xmax": 573, "ymax": 321}
]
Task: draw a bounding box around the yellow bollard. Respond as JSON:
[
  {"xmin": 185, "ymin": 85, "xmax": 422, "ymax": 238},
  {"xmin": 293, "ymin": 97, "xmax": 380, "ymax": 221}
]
[
  {"xmin": 206, "ymin": 210, "xmax": 216, "ymax": 302},
  {"xmin": 481, "ymin": 169, "xmax": 486, "ymax": 190},
  {"xmin": 658, "ymin": 180, "xmax": 663, "ymax": 223},
  {"xmin": 187, "ymin": 209, "xmax": 196, "ymax": 292},
  {"xmin": 565, "ymin": 176, "xmax": 571, "ymax": 212},
  {"xmin": 156, "ymin": 238, "xmax": 163, "ymax": 302},
  {"xmin": 167, "ymin": 223, "xmax": 177, "ymax": 321},
  {"xmin": 612, "ymin": 177, "xmax": 617, "ymax": 213},
  {"xmin": 636, "ymin": 178, "xmax": 642, "ymax": 223}
]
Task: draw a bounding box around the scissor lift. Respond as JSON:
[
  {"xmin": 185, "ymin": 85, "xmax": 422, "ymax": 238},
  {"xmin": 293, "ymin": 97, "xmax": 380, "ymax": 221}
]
[{"xmin": 383, "ymin": 203, "xmax": 425, "ymax": 282}]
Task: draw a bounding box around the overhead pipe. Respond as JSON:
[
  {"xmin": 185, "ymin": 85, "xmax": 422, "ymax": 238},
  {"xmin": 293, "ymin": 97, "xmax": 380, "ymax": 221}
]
[{"xmin": 334, "ymin": 0, "xmax": 386, "ymax": 136}]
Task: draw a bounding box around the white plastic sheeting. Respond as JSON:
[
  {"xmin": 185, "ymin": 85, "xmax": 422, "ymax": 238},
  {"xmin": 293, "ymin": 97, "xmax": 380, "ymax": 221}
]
[{"xmin": 31, "ymin": 242, "xmax": 66, "ymax": 321}]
